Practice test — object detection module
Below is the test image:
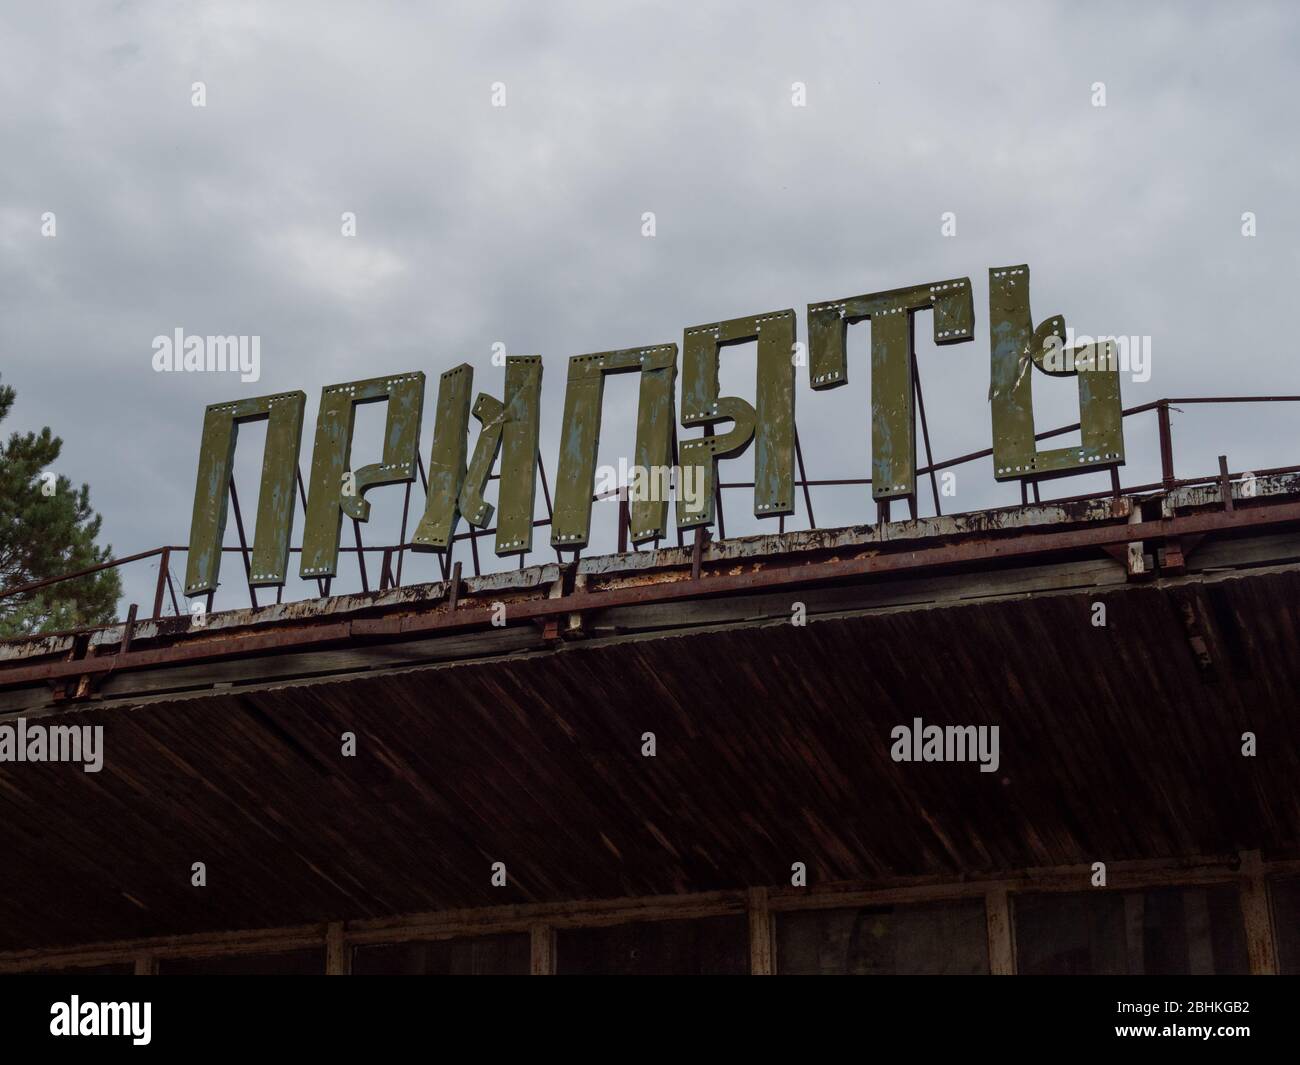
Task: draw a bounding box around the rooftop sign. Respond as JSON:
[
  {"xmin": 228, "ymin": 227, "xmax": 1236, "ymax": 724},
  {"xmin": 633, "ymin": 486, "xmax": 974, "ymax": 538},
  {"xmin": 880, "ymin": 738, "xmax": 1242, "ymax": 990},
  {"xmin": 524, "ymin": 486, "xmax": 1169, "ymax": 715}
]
[{"xmin": 184, "ymin": 264, "xmax": 1125, "ymax": 596}]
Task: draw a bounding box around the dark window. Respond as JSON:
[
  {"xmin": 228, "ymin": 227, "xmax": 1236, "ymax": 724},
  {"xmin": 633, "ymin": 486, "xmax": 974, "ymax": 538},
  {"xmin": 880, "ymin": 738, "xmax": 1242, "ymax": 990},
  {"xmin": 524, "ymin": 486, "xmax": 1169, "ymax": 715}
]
[
  {"xmin": 557, "ymin": 916, "xmax": 748, "ymax": 975},
  {"xmin": 1015, "ymin": 886, "xmax": 1248, "ymax": 974},
  {"xmin": 776, "ymin": 900, "xmax": 989, "ymax": 974},
  {"xmin": 158, "ymin": 949, "xmax": 325, "ymax": 975},
  {"xmin": 31, "ymin": 963, "xmax": 134, "ymax": 975},
  {"xmin": 352, "ymin": 934, "xmax": 529, "ymax": 975},
  {"xmin": 1272, "ymin": 878, "xmax": 1300, "ymax": 974}
]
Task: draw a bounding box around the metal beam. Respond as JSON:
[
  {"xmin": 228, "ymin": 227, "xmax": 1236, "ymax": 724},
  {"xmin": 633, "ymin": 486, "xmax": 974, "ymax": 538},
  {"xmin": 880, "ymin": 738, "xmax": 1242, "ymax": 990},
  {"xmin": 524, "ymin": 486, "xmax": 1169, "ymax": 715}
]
[{"xmin": 5, "ymin": 498, "xmax": 1300, "ymax": 688}]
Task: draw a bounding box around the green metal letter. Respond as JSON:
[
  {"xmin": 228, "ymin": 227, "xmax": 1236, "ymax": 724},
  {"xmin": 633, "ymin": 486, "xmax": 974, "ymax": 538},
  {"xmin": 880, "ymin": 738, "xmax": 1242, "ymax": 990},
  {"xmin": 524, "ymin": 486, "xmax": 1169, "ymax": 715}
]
[
  {"xmin": 411, "ymin": 364, "xmax": 474, "ymax": 551},
  {"xmin": 676, "ymin": 310, "xmax": 796, "ymax": 530},
  {"xmin": 301, "ymin": 372, "xmax": 425, "ymax": 578},
  {"xmin": 808, "ymin": 279, "xmax": 974, "ymax": 502},
  {"xmin": 988, "ymin": 264, "xmax": 1124, "ymax": 481},
  {"xmin": 184, "ymin": 391, "xmax": 306, "ymax": 596},
  {"xmin": 551, "ymin": 344, "xmax": 677, "ymax": 549},
  {"xmin": 495, "ymin": 356, "xmax": 543, "ymax": 555},
  {"xmin": 434, "ymin": 356, "xmax": 543, "ymax": 557}
]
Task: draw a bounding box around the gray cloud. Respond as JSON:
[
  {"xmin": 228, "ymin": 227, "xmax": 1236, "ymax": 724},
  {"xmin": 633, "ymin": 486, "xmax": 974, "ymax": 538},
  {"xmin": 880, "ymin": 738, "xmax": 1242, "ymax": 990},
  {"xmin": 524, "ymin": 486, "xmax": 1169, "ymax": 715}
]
[{"xmin": 2, "ymin": 1, "xmax": 1297, "ymax": 612}]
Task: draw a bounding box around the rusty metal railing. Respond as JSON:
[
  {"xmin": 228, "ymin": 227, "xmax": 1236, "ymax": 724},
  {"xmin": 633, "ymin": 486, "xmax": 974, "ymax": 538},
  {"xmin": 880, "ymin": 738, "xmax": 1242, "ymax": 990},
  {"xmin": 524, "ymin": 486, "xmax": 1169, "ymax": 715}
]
[{"xmin": 3, "ymin": 394, "xmax": 1298, "ymax": 631}]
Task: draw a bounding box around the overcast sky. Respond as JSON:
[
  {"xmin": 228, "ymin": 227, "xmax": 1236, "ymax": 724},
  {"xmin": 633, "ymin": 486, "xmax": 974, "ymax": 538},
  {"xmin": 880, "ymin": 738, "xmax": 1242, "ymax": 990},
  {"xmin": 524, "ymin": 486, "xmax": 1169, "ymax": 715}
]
[{"xmin": 3, "ymin": 1, "xmax": 1297, "ymax": 613}]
